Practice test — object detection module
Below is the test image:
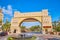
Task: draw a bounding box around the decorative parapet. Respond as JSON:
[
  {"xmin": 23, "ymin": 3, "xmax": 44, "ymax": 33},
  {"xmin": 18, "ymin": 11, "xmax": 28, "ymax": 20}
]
[{"xmin": 14, "ymin": 9, "xmax": 49, "ymax": 17}]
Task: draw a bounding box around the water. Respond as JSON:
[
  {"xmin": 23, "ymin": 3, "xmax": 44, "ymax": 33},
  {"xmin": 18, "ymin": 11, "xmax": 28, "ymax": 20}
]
[
  {"xmin": 22, "ymin": 32, "xmax": 42, "ymax": 34},
  {"xmin": 36, "ymin": 37, "xmax": 60, "ymax": 40},
  {"xmin": 24, "ymin": 32, "xmax": 60, "ymax": 40},
  {"xmin": 47, "ymin": 38, "xmax": 60, "ymax": 40},
  {"xmin": 36, "ymin": 37, "xmax": 45, "ymax": 40},
  {"xmin": 10, "ymin": 32, "xmax": 60, "ymax": 40}
]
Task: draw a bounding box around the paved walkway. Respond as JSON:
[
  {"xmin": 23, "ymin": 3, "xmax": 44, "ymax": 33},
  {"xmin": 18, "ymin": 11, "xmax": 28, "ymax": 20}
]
[
  {"xmin": 0, "ymin": 36, "xmax": 8, "ymax": 40},
  {"xmin": 34, "ymin": 34, "xmax": 60, "ymax": 39},
  {"xmin": 34, "ymin": 34, "xmax": 60, "ymax": 40},
  {"xmin": 0, "ymin": 34, "xmax": 60, "ymax": 40}
]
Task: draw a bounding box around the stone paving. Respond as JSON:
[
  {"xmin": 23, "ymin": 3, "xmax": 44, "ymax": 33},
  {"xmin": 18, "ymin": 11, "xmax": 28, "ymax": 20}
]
[
  {"xmin": 34, "ymin": 34, "xmax": 60, "ymax": 40},
  {"xmin": 0, "ymin": 34, "xmax": 60, "ymax": 40}
]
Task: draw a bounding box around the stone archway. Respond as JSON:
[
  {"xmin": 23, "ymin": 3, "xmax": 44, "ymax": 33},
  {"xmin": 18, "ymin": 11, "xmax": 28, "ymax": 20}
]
[
  {"xmin": 19, "ymin": 18, "xmax": 41, "ymax": 26},
  {"xmin": 19, "ymin": 18, "xmax": 42, "ymax": 33},
  {"xmin": 10, "ymin": 9, "xmax": 52, "ymax": 34}
]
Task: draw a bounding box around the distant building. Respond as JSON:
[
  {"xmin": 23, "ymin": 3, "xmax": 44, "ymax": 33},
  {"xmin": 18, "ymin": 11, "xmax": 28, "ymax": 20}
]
[{"xmin": 0, "ymin": 9, "xmax": 3, "ymax": 32}]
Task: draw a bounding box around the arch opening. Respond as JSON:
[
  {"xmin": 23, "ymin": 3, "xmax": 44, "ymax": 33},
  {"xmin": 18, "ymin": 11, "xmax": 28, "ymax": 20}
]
[{"xmin": 19, "ymin": 18, "xmax": 42, "ymax": 33}]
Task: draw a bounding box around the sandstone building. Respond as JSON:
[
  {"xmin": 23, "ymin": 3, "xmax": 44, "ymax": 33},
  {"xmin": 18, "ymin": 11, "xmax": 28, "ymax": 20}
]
[{"xmin": 10, "ymin": 9, "xmax": 52, "ymax": 34}]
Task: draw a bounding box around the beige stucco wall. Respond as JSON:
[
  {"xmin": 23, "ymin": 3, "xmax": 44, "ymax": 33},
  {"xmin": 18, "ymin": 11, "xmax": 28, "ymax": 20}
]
[{"xmin": 10, "ymin": 9, "xmax": 52, "ymax": 34}]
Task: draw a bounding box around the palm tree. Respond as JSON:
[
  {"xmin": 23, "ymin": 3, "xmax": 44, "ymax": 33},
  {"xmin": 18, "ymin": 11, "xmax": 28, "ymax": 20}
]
[
  {"xmin": 52, "ymin": 21, "xmax": 58, "ymax": 32},
  {"xmin": 0, "ymin": 20, "xmax": 2, "ymax": 25},
  {"xmin": 55, "ymin": 21, "xmax": 60, "ymax": 32},
  {"xmin": 52, "ymin": 21, "xmax": 57, "ymax": 29},
  {"xmin": 20, "ymin": 26, "xmax": 26, "ymax": 32},
  {"xmin": 53, "ymin": 17, "xmax": 60, "ymax": 32},
  {"xmin": 2, "ymin": 20, "xmax": 11, "ymax": 32},
  {"xmin": 29, "ymin": 25, "xmax": 40, "ymax": 32}
]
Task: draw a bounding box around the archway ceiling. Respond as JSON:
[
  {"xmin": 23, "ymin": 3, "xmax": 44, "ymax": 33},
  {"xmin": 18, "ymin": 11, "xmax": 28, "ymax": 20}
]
[
  {"xmin": 23, "ymin": 19, "xmax": 38, "ymax": 22},
  {"xmin": 22, "ymin": 18, "xmax": 39, "ymax": 22}
]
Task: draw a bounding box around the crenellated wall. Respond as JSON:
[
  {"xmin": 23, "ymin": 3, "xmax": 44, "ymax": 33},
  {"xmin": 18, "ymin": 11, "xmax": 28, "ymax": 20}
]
[{"xmin": 10, "ymin": 9, "xmax": 52, "ymax": 34}]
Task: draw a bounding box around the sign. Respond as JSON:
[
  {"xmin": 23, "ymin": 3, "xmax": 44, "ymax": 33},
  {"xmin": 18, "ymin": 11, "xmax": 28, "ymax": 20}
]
[{"xmin": 43, "ymin": 26, "xmax": 51, "ymax": 28}]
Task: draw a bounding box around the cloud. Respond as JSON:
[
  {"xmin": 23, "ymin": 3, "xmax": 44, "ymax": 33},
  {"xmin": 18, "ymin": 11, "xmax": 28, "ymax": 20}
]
[
  {"xmin": 2, "ymin": 7, "xmax": 6, "ymax": 14},
  {"xmin": 7, "ymin": 5, "xmax": 12, "ymax": 10},
  {"xmin": 2, "ymin": 5, "xmax": 13, "ymax": 16},
  {"xmin": 6, "ymin": 5, "xmax": 13, "ymax": 16}
]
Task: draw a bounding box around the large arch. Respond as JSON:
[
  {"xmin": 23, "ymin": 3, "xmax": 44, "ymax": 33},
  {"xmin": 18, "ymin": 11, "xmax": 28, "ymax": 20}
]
[
  {"xmin": 19, "ymin": 18, "xmax": 42, "ymax": 26},
  {"xmin": 19, "ymin": 18, "xmax": 42, "ymax": 33},
  {"xmin": 10, "ymin": 9, "xmax": 53, "ymax": 34}
]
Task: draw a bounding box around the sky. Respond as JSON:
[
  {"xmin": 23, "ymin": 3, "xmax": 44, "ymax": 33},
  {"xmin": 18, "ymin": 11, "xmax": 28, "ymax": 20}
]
[{"xmin": 0, "ymin": 0, "xmax": 60, "ymax": 27}]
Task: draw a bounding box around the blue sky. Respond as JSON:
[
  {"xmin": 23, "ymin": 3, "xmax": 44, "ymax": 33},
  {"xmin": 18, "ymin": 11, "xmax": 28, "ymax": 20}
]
[
  {"xmin": 21, "ymin": 22, "xmax": 41, "ymax": 28},
  {"xmin": 0, "ymin": 0, "xmax": 60, "ymax": 27}
]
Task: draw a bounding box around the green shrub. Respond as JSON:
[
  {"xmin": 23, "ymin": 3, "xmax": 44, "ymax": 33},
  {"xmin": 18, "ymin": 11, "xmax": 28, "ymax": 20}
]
[
  {"xmin": 7, "ymin": 37, "xmax": 13, "ymax": 40},
  {"xmin": 31, "ymin": 36, "xmax": 36, "ymax": 40}
]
